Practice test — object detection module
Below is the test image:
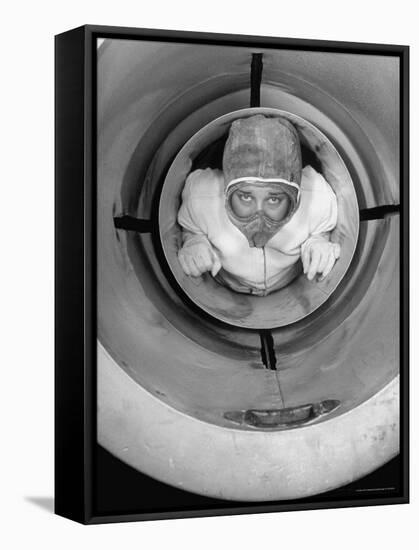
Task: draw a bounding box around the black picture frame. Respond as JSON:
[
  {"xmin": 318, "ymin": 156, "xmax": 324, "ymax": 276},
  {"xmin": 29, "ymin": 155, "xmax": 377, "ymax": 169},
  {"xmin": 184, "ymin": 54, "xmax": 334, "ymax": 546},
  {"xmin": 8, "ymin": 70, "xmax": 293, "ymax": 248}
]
[{"xmin": 55, "ymin": 24, "xmax": 409, "ymax": 524}]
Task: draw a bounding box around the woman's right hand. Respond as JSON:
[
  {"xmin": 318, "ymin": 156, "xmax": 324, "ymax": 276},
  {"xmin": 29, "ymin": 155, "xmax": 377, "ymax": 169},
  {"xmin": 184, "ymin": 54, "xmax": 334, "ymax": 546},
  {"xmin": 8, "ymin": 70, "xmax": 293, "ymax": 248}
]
[{"xmin": 178, "ymin": 241, "xmax": 222, "ymax": 277}]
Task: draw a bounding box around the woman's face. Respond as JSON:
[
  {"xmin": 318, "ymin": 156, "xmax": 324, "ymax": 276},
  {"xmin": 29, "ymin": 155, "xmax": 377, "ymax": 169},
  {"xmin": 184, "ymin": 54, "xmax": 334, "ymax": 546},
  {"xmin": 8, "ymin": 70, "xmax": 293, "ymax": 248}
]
[{"xmin": 230, "ymin": 184, "xmax": 290, "ymax": 221}]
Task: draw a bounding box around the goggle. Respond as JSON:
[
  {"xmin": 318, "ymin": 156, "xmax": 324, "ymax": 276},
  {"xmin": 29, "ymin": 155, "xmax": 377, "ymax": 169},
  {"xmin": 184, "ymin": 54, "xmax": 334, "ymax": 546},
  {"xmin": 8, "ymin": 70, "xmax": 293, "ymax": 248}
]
[{"xmin": 225, "ymin": 176, "xmax": 300, "ymax": 201}]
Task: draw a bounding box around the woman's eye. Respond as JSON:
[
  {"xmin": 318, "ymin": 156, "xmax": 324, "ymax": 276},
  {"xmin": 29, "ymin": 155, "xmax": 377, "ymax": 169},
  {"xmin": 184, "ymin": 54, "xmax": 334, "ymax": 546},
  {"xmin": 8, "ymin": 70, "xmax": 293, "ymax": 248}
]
[{"xmin": 240, "ymin": 194, "xmax": 252, "ymax": 202}]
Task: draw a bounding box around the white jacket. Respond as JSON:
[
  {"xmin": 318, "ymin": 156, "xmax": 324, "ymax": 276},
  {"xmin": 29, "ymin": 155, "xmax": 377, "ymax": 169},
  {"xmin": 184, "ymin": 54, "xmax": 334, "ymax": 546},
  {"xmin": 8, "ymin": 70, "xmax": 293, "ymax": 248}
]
[{"xmin": 177, "ymin": 165, "xmax": 338, "ymax": 293}]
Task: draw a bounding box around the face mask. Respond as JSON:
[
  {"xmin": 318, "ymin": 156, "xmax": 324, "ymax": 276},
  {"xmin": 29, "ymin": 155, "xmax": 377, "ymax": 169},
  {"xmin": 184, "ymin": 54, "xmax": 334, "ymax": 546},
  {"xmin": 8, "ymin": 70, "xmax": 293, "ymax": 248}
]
[
  {"xmin": 231, "ymin": 211, "xmax": 283, "ymax": 248},
  {"xmin": 225, "ymin": 180, "xmax": 299, "ymax": 248}
]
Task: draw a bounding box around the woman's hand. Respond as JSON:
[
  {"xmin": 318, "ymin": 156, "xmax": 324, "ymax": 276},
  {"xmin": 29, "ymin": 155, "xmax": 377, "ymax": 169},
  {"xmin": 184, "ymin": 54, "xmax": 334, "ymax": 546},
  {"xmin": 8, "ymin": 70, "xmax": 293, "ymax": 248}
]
[
  {"xmin": 178, "ymin": 240, "xmax": 222, "ymax": 278},
  {"xmin": 301, "ymin": 238, "xmax": 341, "ymax": 281}
]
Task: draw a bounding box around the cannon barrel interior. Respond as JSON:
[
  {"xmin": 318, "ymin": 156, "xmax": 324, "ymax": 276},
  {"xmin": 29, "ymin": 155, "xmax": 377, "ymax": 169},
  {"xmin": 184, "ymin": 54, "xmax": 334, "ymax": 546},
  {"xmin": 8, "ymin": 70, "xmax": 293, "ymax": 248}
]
[{"xmin": 97, "ymin": 38, "xmax": 399, "ymax": 501}]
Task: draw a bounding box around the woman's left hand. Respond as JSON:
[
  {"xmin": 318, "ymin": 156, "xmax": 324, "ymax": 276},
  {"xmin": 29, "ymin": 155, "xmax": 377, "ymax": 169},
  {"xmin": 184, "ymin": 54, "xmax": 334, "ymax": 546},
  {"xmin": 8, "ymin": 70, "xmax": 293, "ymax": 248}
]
[{"xmin": 301, "ymin": 238, "xmax": 341, "ymax": 282}]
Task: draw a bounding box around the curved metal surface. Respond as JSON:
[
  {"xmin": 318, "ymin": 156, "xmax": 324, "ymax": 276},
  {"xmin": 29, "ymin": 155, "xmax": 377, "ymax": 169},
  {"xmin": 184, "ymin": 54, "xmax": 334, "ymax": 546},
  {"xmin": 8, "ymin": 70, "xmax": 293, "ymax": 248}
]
[
  {"xmin": 98, "ymin": 344, "xmax": 399, "ymax": 501},
  {"xmin": 97, "ymin": 39, "xmax": 399, "ymax": 500}
]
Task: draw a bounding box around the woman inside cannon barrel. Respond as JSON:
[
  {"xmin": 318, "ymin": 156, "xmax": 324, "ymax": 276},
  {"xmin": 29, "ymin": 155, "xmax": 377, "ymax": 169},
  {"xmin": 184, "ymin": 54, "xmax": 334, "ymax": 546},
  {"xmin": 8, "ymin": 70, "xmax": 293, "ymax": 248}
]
[{"xmin": 177, "ymin": 114, "xmax": 341, "ymax": 296}]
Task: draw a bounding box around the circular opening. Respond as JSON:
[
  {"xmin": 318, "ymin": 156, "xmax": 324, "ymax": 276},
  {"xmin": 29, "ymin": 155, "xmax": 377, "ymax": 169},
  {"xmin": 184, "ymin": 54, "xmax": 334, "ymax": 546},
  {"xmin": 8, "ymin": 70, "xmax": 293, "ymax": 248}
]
[{"xmin": 159, "ymin": 108, "xmax": 359, "ymax": 329}]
